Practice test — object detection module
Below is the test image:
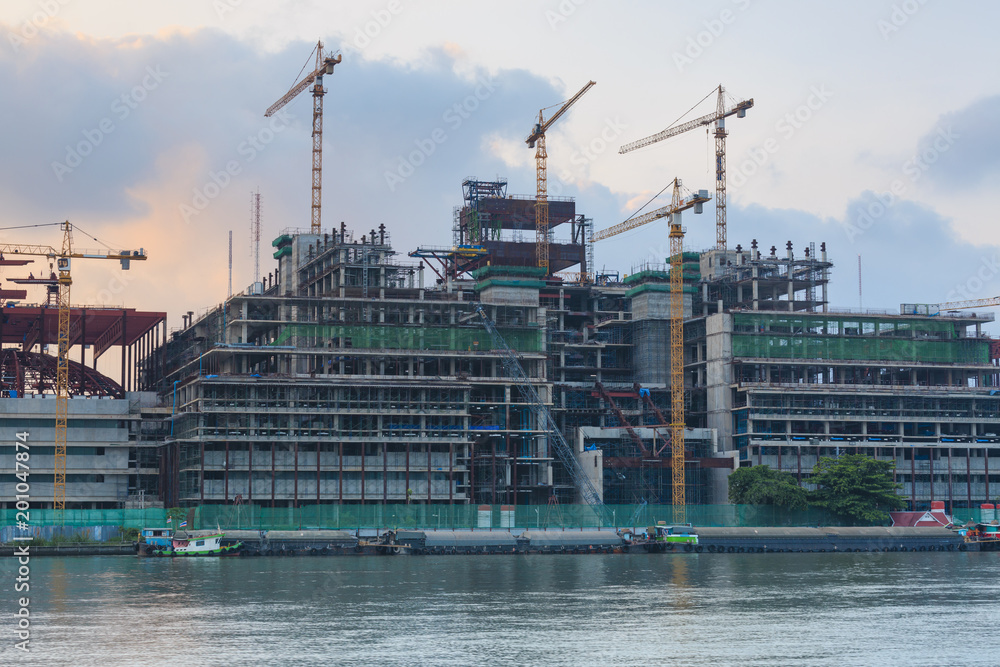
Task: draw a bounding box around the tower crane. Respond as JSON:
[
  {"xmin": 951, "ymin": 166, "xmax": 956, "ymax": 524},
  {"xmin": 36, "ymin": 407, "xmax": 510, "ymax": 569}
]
[
  {"xmin": 526, "ymin": 80, "xmax": 596, "ymax": 274},
  {"xmin": 265, "ymin": 40, "xmax": 342, "ymax": 235},
  {"xmin": 930, "ymin": 296, "xmax": 1000, "ymax": 311},
  {"xmin": 619, "ymin": 85, "xmax": 751, "ymax": 252},
  {"xmin": 0, "ymin": 221, "xmax": 145, "ymax": 510},
  {"xmin": 593, "ymin": 179, "xmax": 710, "ymax": 522}
]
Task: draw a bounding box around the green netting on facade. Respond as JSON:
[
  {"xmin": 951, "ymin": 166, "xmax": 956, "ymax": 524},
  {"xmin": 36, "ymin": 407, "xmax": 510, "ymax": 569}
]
[
  {"xmin": 732, "ymin": 334, "xmax": 988, "ymax": 364},
  {"xmin": 623, "ymin": 269, "xmax": 669, "ymax": 285},
  {"xmin": 624, "ymin": 283, "xmax": 699, "ymax": 298},
  {"xmin": 474, "ymin": 279, "xmax": 546, "ymax": 291},
  {"xmin": 270, "ymin": 324, "xmax": 542, "ymax": 352},
  {"xmin": 623, "ymin": 265, "xmax": 700, "ymax": 286},
  {"xmin": 733, "ymin": 312, "xmax": 964, "ymax": 338},
  {"xmin": 1, "ymin": 504, "xmax": 856, "ymax": 532}
]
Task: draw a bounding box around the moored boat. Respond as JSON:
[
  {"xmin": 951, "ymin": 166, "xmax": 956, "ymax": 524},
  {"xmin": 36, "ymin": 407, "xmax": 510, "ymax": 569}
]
[
  {"xmin": 138, "ymin": 529, "xmax": 242, "ymax": 557},
  {"xmin": 958, "ymin": 522, "xmax": 1000, "ymax": 552}
]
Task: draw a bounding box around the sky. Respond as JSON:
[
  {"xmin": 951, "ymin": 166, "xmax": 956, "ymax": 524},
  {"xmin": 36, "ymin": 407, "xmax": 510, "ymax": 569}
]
[{"xmin": 2, "ymin": 0, "xmax": 1000, "ymax": 374}]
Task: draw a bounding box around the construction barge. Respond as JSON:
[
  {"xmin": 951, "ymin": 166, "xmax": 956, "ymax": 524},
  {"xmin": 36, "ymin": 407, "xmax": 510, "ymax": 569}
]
[{"xmin": 183, "ymin": 525, "xmax": 978, "ymax": 556}]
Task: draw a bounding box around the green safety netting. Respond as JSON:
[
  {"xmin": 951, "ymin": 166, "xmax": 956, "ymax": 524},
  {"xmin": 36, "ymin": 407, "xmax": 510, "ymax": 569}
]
[
  {"xmin": 2, "ymin": 504, "xmax": 857, "ymax": 532},
  {"xmin": 732, "ymin": 334, "xmax": 988, "ymax": 364},
  {"xmin": 270, "ymin": 324, "xmax": 542, "ymax": 353}
]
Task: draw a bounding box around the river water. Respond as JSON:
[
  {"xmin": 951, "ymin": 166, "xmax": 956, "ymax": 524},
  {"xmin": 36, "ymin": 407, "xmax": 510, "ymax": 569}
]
[{"xmin": 4, "ymin": 552, "xmax": 999, "ymax": 666}]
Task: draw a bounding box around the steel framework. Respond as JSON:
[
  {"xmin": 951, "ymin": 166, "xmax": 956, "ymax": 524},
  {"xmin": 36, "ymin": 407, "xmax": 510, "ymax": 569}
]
[{"xmin": 475, "ymin": 304, "xmax": 608, "ymax": 520}]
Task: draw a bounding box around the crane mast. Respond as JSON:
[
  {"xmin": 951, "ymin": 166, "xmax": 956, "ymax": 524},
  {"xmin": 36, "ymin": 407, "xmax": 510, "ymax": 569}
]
[
  {"xmin": 714, "ymin": 88, "xmax": 728, "ymax": 251},
  {"xmin": 526, "ymin": 80, "xmax": 596, "ymax": 274},
  {"xmin": 667, "ymin": 190, "xmax": 686, "ymax": 522},
  {"xmin": 266, "ymin": 41, "xmax": 342, "ymax": 235},
  {"xmin": 535, "ymin": 119, "xmax": 548, "ymax": 273},
  {"xmin": 593, "ymin": 179, "xmax": 709, "ymax": 523},
  {"xmin": 54, "ymin": 222, "xmax": 72, "ymax": 511},
  {"xmin": 620, "ymin": 85, "xmax": 751, "ymax": 253}
]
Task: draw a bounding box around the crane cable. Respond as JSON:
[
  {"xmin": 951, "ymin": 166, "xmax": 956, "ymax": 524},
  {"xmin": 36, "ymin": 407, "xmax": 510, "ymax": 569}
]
[
  {"xmin": 0, "ymin": 223, "xmax": 62, "ymax": 232},
  {"xmin": 70, "ymin": 223, "xmax": 124, "ymax": 253},
  {"xmin": 657, "ymin": 88, "xmax": 716, "ymax": 137},
  {"xmin": 621, "ymin": 181, "xmax": 674, "ymax": 227}
]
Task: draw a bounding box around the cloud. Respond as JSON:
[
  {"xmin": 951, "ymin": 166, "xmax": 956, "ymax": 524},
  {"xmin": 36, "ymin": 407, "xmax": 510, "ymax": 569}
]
[
  {"xmin": 4, "ymin": 23, "xmax": 999, "ymax": 341},
  {"xmin": 0, "ymin": 25, "xmax": 581, "ymax": 322},
  {"xmin": 725, "ymin": 196, "xmax": 1000, "ymax": 324},
  {"xmin": 916, "ymin": 95, "xmax": 1000, "ymax": 190}
]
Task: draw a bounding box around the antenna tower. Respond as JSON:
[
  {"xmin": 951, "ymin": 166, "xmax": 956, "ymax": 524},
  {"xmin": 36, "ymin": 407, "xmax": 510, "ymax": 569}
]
[{"xmin": 251, "ymin": 189, "xmax": 261, "ymax": 284}]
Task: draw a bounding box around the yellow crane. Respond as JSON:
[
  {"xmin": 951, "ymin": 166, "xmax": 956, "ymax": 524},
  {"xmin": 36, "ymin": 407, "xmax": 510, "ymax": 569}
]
[
  {"xmin": 1, "ymin": 221, "xmax": 145, "ymax": 510},
  {"xmin": 266, "ymin": 40, "xmax": 342, "ymax": 235},
  {"xmin": 526, "ymin": 80, "xmax": 596, "ymax": 274},
  {"xmin": 619, "ymin": 85, "xmax": 752, "ymax": 252},
  {"xmin": 934, "ymin": 296, "xmax": 1000, "ymax": 311},
  {"xmin": 593, "ymin": 179, "xmax": 710, "ymax": 522}
]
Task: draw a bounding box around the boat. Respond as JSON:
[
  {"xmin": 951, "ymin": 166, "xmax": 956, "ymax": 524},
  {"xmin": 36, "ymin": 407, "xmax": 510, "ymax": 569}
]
[
  {"xmin": 958, "ymin": 522, "xmax": 1000, "ymax": 552},
  {"xmin": 620, "ymin": 522, "xmax": 699, "ymax": 552},
  {"xmin": 138, "ymin": 529, "xmax": 242, "ymax": 557},
  {"xmin": 137, "ymin": 527, "xmax": 174, "ymax": 552}
]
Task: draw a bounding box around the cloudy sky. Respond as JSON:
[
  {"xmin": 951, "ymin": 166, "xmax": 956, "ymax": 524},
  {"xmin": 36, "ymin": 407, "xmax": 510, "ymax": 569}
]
[{"xmin": 2, "ymin": 0, "xmax": 999, "ymax": 355}]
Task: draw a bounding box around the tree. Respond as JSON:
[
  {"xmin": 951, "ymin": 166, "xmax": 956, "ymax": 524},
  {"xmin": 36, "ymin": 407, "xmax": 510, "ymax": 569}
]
[
  {"xmin": 166, "ymin": 507, "xmax": 188, "ymax": 528},
  {"xmin": 728, "ymin": 465, "xmax": 808, "ymax": 509},
  {"xmin": 808, "ymin": 454, "xmax": 906, "ymax": 525}
]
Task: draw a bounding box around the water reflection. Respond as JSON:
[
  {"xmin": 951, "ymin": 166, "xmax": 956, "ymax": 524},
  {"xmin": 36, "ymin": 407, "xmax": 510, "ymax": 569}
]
[{"xmin": 8, "ymin": 553, "xmax": 1000, "ymax": 666}]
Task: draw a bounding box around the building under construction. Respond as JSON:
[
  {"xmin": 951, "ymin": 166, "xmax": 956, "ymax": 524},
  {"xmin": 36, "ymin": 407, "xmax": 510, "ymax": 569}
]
[
  {"xmin": 0, "ymin": 299, "xmax": 167, "ymax": 509},
  {"xmin": 684, "ymin": 243, "xmax": 1000, "ymax": 509},
  {"xmin": 138, "ymin": 175, "xmax": 1000, "ymax": 512},
  {"xmin": 410, "ymin": 178, "xmax": 591, "ymax": 282},
  {"xmin": 154, "ymin": 222, "xmax": 564, "ymax": 507}
]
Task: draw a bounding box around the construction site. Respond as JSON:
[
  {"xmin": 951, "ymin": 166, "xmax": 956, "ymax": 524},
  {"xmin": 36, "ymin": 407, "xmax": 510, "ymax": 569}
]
[
  {"xmin": 0, "ymin": 224, "xmax": 166, "ymax": 510},
  {"xmin": 3, "ymin": 49, "xmax": 1000, "ymax": 520}
]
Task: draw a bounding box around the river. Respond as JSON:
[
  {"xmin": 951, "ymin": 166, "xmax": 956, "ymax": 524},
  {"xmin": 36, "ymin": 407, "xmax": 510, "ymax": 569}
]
[{"xmin": 4, "ymin": 552, "xmax": 999, "ymax": 665}]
